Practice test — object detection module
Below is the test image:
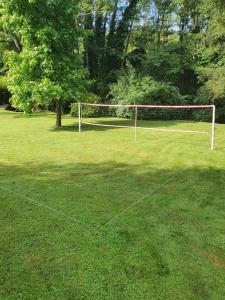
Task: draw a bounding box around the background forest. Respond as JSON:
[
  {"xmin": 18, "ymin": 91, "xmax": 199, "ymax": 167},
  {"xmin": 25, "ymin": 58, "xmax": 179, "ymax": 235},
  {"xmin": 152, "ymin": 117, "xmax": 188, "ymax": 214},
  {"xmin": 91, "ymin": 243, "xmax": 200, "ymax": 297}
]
[{"xmin": 0, "ymin": 0, "xmax": 225, "ymax": 124}]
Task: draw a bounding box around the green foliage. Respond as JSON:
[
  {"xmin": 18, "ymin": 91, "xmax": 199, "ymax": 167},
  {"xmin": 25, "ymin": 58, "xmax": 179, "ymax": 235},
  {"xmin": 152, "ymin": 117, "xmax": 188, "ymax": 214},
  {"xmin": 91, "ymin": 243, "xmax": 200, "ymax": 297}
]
[
  {"xmin": 83, "ymin": 0, "xmax": 140, "ymax": 97},
  {"xmin": 70, "ymin": 94, "xmax": 101, "ymax": 117},
  {"xmin": 141, "ymin": 42, "xmax": 197, "ymax": 94},
  {"xmin": 192, "ymin": 110, "xmax": 212, "ymax": 122},
  {"xmin": 110, "ymin": 67, "xmax": 182, "ymax": 118},
  {"xmin": 196, "ymin": 62, "xmax": 225, "ymax": 122},
  {"xmin": 2, "ymin": 0, "xmax": 88, "ymax": 114},
  {"xmin": 187, "ymin": 1, "xmax": 225, "ymax": 122},
  {"xmin": 0, "ymin": 76, "xmax": 10, "ymax": 105},
  {"xmin": 1, "ymin": 0, "xmax": 224, "ymax": 121},
  {"xmin": 197, "ymin": 65, "xmax": 225, "ymax": 103},
  {"xmin": 110, "ymin": 67, "xmax": 181, "ymax": 106},
  {"xmin": 1, "ymin": 110, "xmax": 225, "ymax": 299},
  {"xmin": 0, "ymin": 76, "xmax": 7, "ymax": 90}
]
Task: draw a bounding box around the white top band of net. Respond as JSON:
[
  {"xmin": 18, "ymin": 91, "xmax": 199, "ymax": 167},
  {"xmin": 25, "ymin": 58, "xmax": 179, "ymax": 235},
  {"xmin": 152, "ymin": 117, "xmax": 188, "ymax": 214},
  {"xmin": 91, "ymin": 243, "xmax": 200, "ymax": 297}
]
[{"xmin": 82, "ymin": 103, "xmax": 215, "ymax": 109}]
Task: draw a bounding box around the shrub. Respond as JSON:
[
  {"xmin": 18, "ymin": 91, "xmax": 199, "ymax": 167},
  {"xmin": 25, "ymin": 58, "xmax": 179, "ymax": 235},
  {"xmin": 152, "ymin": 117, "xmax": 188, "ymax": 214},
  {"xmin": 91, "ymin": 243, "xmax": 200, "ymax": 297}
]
[
  {"xmin": 0, "ymin": 76, "xmax": 7, "ymax": 90},
  {"xmin": 3, "ymin": 104, "xmax": 16, "ymax": 111},
  {"xmin": 196, "ymin": 64, "xmax": 225, "ymax": 123},
  {"xmin": 0, "ymin": 76, "xmax": 11, "ymax": 105},
  {"xmin": 216, "ymin": 108, "xmax": 225, "ymax": 123},
  {"xmin": 109, "ymin": 67, "xmax": 182, "ymax": 119},
  {"xmin": 70, "ymin": 94, "xmax": 101, "ymax": 117},
  {"xmin": 110, "ymin": 68, "xmax": 181, "ymax": 105},
  {"xmin": 192, "ymin": 110, "xmax": 212, "ymax": 122}
]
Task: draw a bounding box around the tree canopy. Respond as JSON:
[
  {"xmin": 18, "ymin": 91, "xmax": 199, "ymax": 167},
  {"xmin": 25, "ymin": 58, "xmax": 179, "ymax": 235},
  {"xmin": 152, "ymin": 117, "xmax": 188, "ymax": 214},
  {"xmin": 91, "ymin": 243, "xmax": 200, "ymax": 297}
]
[
  {"xmin": 1, "ymin": 0, "xmax": 88, "ymax": 126},
  {"xmin": 0, "ymin": 0, "xmax": 225, "ymax": 124}
]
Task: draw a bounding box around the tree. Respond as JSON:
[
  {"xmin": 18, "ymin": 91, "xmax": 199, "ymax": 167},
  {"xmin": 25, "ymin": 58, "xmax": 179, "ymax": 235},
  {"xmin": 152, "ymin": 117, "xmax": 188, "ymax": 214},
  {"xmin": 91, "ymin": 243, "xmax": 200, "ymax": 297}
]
[
  {"xmin": 193, "ymin": 0, "xmax": 225, "ymax": 120},
  {"xmin": 1, "ymin": 0, "xmax": 224, "ymax": 121},
  {"xmin": 110, "ymin": 65, "xmax": 181, "ymax": 108},
  {"xmin": 83, "ymin": 0, "xmax": 140, "ymax": 97},
  {"xmin": 1, "ymin": 0, "xmax": 88, "ymax": 127}
]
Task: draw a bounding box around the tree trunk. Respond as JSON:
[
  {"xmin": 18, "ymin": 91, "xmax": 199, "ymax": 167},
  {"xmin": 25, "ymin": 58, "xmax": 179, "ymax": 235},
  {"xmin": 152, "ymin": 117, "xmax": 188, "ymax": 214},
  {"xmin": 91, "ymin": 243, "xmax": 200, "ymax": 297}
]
[
  {"xmin": 104, "ymin": 0, "xmax": 138, "ymax": 74},
  {"xmin": 55, "ymin": 100, "xmax": 62, "ymax": 127},
  {"xmin": 12, "ymin": 34, "xmax": 22, "ymax": 53}
]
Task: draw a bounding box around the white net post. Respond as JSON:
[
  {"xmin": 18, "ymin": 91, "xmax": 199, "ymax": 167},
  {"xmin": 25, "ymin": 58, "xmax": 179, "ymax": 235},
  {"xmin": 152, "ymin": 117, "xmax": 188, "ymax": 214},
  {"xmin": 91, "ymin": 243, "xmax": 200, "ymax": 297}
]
[
  {"xmin": 211, "ymin": 105, "xmax": 216, "ymax": 150},
  {"xmin": 134, "ymin": 106, "xmax": 138, "ymax": 141},
  {"xmin": 78, "ymin": 102, "xmax": 82, "ymax": 133},
  {"xmin": 78, "ymin": 103, "xmax": 216, "ymax": 150}
]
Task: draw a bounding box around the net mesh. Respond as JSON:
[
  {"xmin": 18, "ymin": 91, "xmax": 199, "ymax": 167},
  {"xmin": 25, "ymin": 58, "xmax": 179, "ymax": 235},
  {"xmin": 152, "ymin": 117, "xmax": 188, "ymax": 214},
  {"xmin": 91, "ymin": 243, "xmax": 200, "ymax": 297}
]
[{"xmin": 79, "ymin": 103, "xmax": 214, "ymax": 136}]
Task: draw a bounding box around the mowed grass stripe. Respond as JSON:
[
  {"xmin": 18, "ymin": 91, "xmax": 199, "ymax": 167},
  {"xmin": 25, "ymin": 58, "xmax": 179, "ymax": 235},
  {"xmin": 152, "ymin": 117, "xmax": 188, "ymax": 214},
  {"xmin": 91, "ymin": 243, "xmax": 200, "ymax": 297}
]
[{"xmin": 1, "ymin": 109, "xmax": 225, "ymax": 299}]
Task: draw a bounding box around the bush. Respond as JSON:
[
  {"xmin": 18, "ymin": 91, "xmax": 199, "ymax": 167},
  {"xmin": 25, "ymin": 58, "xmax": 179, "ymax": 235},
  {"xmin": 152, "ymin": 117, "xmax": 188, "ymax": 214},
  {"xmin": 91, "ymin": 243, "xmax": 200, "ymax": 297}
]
[
  {"xmin": 216, "ymin": 108, "xmax": 225, "ymax": 123},
  {"xmin": 0, "ymin": 76, "xmax": 11, "ymax": 105},
  {"xmin": 70, "ymin": 94, "xmax": 101, "ymax": 117},
  {"xmin": 3, "ymin": 104, "xmax": 16, "ymax": 111},
  {"xmin": 109, "ymin": 68, "xmax": 182, "ymax": 119},
  {"xmin": 196, "ymin": 85, "xmax": 225, "ymax": 123},
  {"xmin": 110, "ymin": 68, "xmax": 181, "ymax": 105},
  {"xmin": 196, "ymin": 64, "xmax": 225, "ymax": 123},
  {"xmin": 0, "ymin": 76, "xmax": 8, "ymax": 90},
  {"xmin": 192, "ymin": 110, "xmax": 212, "ymax": 122}
]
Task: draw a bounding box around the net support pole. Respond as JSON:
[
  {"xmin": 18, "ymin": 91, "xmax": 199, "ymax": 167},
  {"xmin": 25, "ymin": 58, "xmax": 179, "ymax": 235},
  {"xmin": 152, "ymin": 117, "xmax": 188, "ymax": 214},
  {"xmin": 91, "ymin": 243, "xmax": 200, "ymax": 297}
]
[
  {"xmin": 78, "ymin": 102, "xmax": 82, "ymax": 133},
  {"xmin": 134, "ymin": 106, "xmax": 138, "ymax": 141},
  {"xmin": 211, "ymin": 105, "xmax": 215, "ymax": 150}
]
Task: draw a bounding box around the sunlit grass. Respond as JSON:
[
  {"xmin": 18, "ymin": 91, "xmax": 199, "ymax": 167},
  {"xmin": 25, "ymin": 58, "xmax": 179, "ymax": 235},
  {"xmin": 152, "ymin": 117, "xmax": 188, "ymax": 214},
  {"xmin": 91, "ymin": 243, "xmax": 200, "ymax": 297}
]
[{"xmin": 0, "ymin": 109, "xmax": 225, "ymax": 299}]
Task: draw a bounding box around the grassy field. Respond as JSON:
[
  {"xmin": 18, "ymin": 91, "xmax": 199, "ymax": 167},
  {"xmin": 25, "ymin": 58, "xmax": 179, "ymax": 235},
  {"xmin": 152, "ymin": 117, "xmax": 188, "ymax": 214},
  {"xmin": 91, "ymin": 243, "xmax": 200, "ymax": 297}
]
[{"xmin": 0, "ymin": 109, "xmax": 225, "ymax": 300}]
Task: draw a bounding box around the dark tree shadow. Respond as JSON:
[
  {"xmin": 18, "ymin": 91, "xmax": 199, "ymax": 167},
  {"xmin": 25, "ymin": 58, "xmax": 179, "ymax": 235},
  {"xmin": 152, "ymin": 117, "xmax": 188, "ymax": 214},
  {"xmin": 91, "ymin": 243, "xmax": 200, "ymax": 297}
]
[
  {"xmin": 52, "ymin": 118, "xmax": 211, "ymax": 132},
  {"xmin": 49, "ymin": 121, "xmax": 213, "ymax": 150},
  {"xmin": 1, "ymin": 160, "xmax": 224, "ymax": 227},
  {"xmin": 74, "ymin": 118, "xmax": 200, "ymax": 131},
  {"xmin": 1, "ymin": 160, "xmax": 225, "ymax": 299}
]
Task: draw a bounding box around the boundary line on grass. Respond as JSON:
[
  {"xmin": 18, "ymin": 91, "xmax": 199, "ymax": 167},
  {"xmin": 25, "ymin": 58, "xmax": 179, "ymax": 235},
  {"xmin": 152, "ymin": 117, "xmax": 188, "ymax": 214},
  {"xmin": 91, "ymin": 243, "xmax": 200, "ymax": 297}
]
[
  {"xmin": 0, "ymin": 185, "xmax": 85, "ymax": 226},
  {"xmin": 0, "ymin": 172, "xmax": 179, "ymax": 233},
  {"xmin": 1, "ymin": 142, "xmax": 218, "ymax": 232},
  {"xmin": 101, "ymin": 172, "xmax": 179, "ymax": 228},
  {"xmin": 100, "ymin": 137, "xmax": 220, "ymax": 229}
]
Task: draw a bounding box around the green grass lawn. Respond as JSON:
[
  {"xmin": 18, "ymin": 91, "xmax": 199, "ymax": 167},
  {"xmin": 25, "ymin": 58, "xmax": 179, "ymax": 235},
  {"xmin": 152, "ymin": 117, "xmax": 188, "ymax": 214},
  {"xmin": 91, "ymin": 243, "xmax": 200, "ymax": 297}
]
[{"xmin": 1, "ymin": 109, "xmax": 225, "ymax": 300}]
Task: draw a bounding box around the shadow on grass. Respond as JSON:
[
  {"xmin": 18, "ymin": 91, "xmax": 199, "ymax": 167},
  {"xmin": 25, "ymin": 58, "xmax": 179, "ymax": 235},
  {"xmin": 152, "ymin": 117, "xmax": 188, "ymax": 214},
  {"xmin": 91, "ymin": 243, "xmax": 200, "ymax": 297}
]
[
  {"xmin": 50, "ymin": 125, "xmax": 78, "ymax": 132},
  {"xmin": 0, "ymin": 109, "xmax": 213, "ymax": 133},
  {"xmin": 51, "ymin": 117, "xmax": 211, "ymax": 133},
  {"xmin": 1, "ymin": 160, "xmax": 225, "ymax": 299},
  {"xmin": 0, "ymin": 110, "xmax": 19, "ymax": 116},
  {"xmin": 1, "ymin": 160, "xmax": 225, "ymax": 226},
  {"xmin": 0, "ymin": 110, "xmax": 55, "ymax": 118},
  {"xmin": 49, "ymin": 121, "xmax": 213, "ymax": 150},
  {"xmin": 0, "ymin": 109, "xmax": 73, "ymax": 119},
  {"xmin": 13, "ymin": 112, "xmax": 56, "ymax": 119},
  {"xmin": 78, "ymin": 118, "xmax": 181, "ymax": 131}
]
